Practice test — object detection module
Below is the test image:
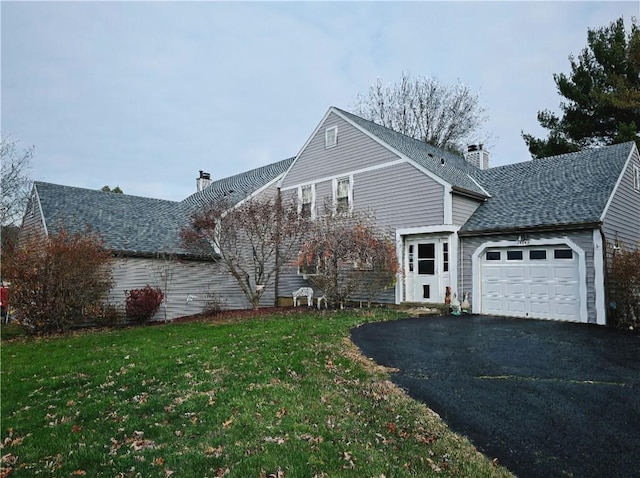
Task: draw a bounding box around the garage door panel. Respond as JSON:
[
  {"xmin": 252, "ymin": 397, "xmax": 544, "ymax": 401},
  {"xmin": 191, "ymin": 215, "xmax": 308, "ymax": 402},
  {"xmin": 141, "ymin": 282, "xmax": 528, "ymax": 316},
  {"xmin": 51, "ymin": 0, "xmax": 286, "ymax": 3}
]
[
  {"xmin": 553, "ymin": 301, "xmax": 580, "ymax": 319},
  {"xmin": 529, "ymin": 283, "xmax": 550, "ymax": 296},
  {"xmin": 505, "ymin": 283, "xmax": 525, "ymax": 295},
  {"xmin": 529, "ymin": 301, "xmax": 550, "ymax": 316},
  {"xmin": 483, "ymin": 268, "xmax": 503, "ymax": 280},
  {"xmin": 554, "ymin": 267, "xmax": 577, "ymax": 279},
  {"xmin": 506, "ymin": 300, "xmax": 527, "ymax": 314},
  {"xmin": 554, "ymin": 283, "xmax": 578, "ymax": 298},
  {"xmin": 483, "ymin": 298, "xmax": 504, "ymax": 313},
  {"xmin": 506, "ymin": 267, "xmax": 525, "ymax": 279},
  {"xmin": 480, "ymin": 245, "xmax": 581, "ymax": 322},
  {"xmin": 483, "ymin": 282, "xmax": 504, "ymax": 295},
  {"xmin": 529, "ymin": 266, "xmax": 550, "ymax": 279}
]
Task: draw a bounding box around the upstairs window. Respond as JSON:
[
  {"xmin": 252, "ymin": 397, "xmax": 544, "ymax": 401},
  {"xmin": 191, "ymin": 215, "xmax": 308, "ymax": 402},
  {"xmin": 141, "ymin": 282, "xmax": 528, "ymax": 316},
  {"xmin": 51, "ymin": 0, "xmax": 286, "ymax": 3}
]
[
  {"xmin": 325, "ymin": 126, "xmax": 338, "ymax": 148},
  {"xmin": 633, "ymin": 165, "xmax": 640, "ymax": 192},
  {"xmin": 335, "ymin": 176, "xmax": 351, "ymax": 214},
  {"xmin": 299, "ymin": 184, "xmax": 314, "ymax": 218}
]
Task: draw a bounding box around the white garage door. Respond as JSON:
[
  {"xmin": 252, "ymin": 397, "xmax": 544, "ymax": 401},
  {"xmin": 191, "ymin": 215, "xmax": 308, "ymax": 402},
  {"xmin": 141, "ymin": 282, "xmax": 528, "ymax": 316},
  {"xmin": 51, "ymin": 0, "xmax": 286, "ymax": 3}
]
[{"xmin": 480, "ymin": 246, "xmax": 580, "ymax": 321}]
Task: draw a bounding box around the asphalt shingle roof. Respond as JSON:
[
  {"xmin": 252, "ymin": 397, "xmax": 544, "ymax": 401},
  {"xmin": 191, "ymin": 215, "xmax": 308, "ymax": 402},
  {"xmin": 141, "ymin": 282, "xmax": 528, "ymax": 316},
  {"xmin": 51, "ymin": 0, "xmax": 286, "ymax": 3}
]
[
  {"xmin": 181, "ymin": 157, "xmax": 295, "ymax": 211},
  {"xmin": 334, "ymin": 107, "xmax": 487, "ymax": 196},
  {"xmin": 460, "ymin": 142, "xmax": 635, "ymax": 234},
  {"xmin": 34, "ymin": 158, "xmax": 294, "ymax": 256},
  {"xmin": 35, "ymin": 182, "xmax": 191, "ymax": 255}
]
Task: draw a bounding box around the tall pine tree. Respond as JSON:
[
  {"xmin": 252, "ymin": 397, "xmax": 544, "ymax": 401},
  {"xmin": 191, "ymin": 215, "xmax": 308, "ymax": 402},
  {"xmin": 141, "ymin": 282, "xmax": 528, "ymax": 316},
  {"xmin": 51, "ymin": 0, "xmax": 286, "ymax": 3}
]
[{"xmin": 523, "ymin": 17, "xmax": 640, "ymax": 158}]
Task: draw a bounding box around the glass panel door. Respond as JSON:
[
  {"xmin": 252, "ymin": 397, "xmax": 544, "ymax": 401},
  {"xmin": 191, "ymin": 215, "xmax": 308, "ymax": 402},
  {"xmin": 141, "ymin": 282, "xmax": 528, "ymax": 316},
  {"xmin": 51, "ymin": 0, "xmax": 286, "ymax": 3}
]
[{"xmin": 417, "ymin": 243, "xmax": 435, "ymax": 275}]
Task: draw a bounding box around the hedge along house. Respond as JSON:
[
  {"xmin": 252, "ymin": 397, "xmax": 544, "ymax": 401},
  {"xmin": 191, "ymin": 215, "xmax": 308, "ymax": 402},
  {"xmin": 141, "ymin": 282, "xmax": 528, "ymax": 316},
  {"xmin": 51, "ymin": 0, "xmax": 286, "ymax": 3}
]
[
  {"xmin": 20, "ymin": 106, "xmax": 640, "ymax": 324},
  {"xmin": 21, "ymin": 158, "xmax": 293, "ymax": 321}
]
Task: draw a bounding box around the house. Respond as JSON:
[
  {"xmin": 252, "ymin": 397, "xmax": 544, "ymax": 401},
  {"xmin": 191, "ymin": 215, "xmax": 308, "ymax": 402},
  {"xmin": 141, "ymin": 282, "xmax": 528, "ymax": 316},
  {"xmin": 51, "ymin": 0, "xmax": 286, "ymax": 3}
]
[
  {"xmin": 21, "ymin": 159, "xmax": 293, "ymax": 320},
  {"xmin": 20, "ymin": 106, "xmax": 640, "ymax": 324}
]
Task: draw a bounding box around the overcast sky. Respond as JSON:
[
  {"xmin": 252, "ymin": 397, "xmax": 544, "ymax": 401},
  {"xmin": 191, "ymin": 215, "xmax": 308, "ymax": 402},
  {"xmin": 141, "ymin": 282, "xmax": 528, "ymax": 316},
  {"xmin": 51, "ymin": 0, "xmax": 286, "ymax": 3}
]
[{"xmin": 2, "ymin": 1, "xmax": 638, "ymax": 202}]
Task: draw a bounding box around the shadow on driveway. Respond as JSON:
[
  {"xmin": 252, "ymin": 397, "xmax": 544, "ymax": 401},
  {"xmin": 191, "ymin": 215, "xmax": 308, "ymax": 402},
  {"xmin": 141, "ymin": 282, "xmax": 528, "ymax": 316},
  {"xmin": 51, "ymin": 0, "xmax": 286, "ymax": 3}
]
[{"xmin": 351, "ymin": 315, "xmax": 640, "ymax": 478}]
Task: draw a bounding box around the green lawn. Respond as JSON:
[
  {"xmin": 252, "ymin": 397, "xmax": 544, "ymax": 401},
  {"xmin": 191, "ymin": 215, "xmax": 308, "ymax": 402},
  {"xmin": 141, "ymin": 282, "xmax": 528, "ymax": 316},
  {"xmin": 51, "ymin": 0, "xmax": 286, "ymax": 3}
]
[{"xmin": 1, "ymin": 309, "xmax": 513, "ymax": 477}]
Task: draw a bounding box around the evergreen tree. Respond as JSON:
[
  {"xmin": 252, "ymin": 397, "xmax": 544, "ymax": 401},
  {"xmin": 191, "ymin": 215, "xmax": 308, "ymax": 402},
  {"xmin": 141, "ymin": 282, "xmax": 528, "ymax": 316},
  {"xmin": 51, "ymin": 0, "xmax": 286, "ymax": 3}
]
[{"xmin": 523, "ymin": 17, "xmax": 640, "ymax": 158}]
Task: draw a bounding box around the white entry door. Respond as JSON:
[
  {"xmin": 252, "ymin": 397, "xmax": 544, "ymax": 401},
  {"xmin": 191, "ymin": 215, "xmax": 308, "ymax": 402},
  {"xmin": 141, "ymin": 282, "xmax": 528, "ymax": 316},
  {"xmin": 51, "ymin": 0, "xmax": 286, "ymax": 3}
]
[{"xmin": 406, "ymin": 239, "xmax": 450, "ymax": 302}]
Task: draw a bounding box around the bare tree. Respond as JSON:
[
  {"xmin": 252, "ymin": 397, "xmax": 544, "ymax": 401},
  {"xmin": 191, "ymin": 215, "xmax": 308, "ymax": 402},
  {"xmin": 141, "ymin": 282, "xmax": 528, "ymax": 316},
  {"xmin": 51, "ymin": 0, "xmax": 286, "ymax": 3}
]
[
  {"xmin": 1, "ymin": 135, "xmax": 34, "ymax": 226},
  {"xmin": 298, "ymin": 208, "xmax": 398, "ymax": 309},
  {"xmin": 353, "ymin": 72, "xmax": 488, "ymax": 154},
  {"xmin": 181, "ymin": 192, "xmax": 308, "ymax": 310}
]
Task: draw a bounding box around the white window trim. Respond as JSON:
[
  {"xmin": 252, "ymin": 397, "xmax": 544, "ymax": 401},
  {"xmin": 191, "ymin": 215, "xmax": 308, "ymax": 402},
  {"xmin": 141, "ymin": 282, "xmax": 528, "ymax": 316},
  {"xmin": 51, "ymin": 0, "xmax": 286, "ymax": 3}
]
[
  {"xmin": 325, "ymin": 126, "xmax": 338, "ymax": 149},
  {"xmin": 298, "ymin": 184, "xmax": 316, "ymax": 219},
  {"xmin": 332, "ymin": 175, "xmax": 353, "ymax": 214},
  {"xmin": 633, "ymin": 165, "xmax": 640, "ymax": 192},
  {"xmin": 297, "ymin": 252, "xmax": 319, "ymax": 278}
]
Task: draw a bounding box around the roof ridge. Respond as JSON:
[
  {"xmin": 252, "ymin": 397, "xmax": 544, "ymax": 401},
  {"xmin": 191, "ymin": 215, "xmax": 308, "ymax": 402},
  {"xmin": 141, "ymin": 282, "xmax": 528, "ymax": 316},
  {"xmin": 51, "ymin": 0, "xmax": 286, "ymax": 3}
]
[
  {"xmin": 34, "ymin": 181, "xmax": 180, "ymax": 204},
  {"xmin": 332, "ymin": 106, "xmax": 465, "ymax": 160}
]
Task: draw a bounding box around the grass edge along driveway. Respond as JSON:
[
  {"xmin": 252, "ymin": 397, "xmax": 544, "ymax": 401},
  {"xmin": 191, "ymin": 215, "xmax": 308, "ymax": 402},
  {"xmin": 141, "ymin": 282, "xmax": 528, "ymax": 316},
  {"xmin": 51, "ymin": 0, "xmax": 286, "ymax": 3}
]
[{"xmin": 1, "ymin": 309, "xmax": 513, "ymax": 477}]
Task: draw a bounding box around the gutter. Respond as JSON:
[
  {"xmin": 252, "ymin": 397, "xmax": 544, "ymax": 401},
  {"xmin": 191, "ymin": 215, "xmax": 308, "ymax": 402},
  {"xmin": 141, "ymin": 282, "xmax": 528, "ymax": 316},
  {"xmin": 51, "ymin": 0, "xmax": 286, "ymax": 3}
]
[
  {"xmin": 458, "ymin": 221, "xmax": 602, "ymax": 238},
  {"xmin": 451, "ymin": 186, "xmax": 489, "ymax": 201},
  {"xmin": 110, "ymin": 250, "xmax": 220, "ymax": 262}
]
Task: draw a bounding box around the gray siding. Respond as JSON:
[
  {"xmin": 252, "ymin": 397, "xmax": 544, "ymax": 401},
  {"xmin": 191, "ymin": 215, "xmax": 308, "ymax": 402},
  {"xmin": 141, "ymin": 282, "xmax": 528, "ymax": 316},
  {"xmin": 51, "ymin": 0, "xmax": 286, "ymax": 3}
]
[
  {"xmin": 602, "ymin": 149, "xmax": 640, "ymax": 249},
  {"xmin": 279, "ymin": 162, "xmax": 446, "ymax": 302},
  {"xmin": 110, "ymin": 257, "xmax": 275, "ymax": 320},
  {"xmin": 18, "ymin": 192, "xmax": 46, "ymax": 241},
  {"xmin": 354, "ymin": 162, "xmax": 444, "ymax": 228},
  {"xmin": 452, "ymin": 194, "xmax": 481, "ymax": 226},
  {"xmin": 281, "ymin": 112, "xmax": 401, "ymax": 188},
  {"xmin": 459, "ymin": 230, "xmax": 597, "ymax": 323}
]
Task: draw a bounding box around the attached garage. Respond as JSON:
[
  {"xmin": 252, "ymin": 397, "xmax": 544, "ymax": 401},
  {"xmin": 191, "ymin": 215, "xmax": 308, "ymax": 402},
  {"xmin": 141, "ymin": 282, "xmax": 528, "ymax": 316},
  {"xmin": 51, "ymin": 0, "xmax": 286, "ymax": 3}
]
[{"xmin": 476, "ymin": 243, "xmax": 585, "ymax": 322}]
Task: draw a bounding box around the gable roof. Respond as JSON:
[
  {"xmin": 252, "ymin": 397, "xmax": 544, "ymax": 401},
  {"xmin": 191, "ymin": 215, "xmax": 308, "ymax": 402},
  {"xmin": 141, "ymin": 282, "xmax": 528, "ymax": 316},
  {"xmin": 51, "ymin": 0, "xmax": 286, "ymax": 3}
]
[
  {"xmin": 181, "ymin": 157, "xmax": 295, "ymax": 210},
  {"xmin": 31, "ymin": 158, "xmax": 295, "ymax": 257},
  {"xmin": 34, "ymin": 182, "xmax": 191, "ymax": 256},
  {"xmin": 333, "ymin": 107, "xmax": 488, "ymax": 197},
  {"xmin": 460, "ymin": 142, "xmax": 636, "ymax": 235}
]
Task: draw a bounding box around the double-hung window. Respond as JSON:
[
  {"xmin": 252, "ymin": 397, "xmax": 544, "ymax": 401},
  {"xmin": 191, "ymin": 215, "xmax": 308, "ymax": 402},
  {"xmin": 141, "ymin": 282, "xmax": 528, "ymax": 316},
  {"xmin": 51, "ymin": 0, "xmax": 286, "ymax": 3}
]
[
  {"xmin": 299, "ymin": 184, "xmax": 314, "ymax": 218},
  {"xmin": 633, "ymin": 165, "xmax": 640, "ymax": 192},
  {"xmin": 335, "ymin": 176, "xmax": 351, "ymax": 214}
]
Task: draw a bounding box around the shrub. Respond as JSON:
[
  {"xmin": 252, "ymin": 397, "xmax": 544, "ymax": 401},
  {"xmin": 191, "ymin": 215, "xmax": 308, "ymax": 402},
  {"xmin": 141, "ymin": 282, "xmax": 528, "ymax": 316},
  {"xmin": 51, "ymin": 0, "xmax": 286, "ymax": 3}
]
[
  {"xmin": 607, "ymin": 243, "xmax": 640, "ymax": 328},
  {"xmin": 94, "ymin": 303, "xmax": 125, "ymax": 327},
  {"xmin": 125, "ymin": 286, "xmax": 164, "ymax": 323},
  {"xmin": 203, "ymin": 291, "xmax": 227, "ymax": 315},
  {"xmin": 3, "ymin": 228, "xmax": 113, "ymax": 335}
]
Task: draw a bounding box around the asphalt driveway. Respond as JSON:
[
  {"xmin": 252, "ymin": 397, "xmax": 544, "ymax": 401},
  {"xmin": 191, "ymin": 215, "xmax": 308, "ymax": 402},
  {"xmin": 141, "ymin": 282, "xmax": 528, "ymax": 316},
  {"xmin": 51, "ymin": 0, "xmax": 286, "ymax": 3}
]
[{"xmin": 350, "ymin": 315, "xmax": 640, "ymax": 478}]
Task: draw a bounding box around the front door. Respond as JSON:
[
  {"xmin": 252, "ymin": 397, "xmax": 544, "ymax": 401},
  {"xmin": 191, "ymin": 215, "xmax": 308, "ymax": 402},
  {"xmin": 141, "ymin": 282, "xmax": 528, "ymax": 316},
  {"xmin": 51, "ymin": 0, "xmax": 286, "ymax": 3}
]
[
  {"xmin": 405, "ymin": 237, "xmax": 451, "ymax": 303},
  {"xmin": 416, "ymin": 243, "xmax": 438, "ymax": 301}
]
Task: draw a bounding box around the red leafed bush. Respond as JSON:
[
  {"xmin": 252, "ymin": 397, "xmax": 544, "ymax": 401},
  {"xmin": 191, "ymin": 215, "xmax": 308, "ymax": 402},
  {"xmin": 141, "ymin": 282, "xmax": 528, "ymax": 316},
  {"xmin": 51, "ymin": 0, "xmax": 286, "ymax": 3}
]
[{"xmin": 125, "ymin": 286, "xmax": 164, "ymax": 323}]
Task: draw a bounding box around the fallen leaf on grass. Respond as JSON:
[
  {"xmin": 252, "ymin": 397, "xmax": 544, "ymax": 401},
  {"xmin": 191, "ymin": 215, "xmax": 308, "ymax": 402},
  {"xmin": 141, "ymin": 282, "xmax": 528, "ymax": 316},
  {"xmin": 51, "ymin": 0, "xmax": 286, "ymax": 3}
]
[
  {"xmin": 342, "ymin": 451, "xmax": 355, "ymax": 469},
  {"xmin": 260, "ymin": 468, "xmax": 285, "ymax": 478},
  {"xmin": 204, "ymin": 445, "xmax": 223, "ymax": 457},
  {"xmin": 71, "ymin": 470, "xmax": 87, "ymax": 476},
  {"xmin": 222, "ymin": 417, "xmax": 233, "ymax": 429},
  {"xmin": 264, "ymin": 435, "xmax": 289, "ymax": 445},
  {"xmin": 1, "ymin": 454, "xmax": 17, "ymax": 466}
]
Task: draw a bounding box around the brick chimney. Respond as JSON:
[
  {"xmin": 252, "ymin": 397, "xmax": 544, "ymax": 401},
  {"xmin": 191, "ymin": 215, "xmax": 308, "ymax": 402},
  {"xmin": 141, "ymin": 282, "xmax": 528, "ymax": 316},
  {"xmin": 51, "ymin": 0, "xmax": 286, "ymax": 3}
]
[
  {"xmin": 464, "ymin": 144, "xmax": 489, "ymax": 170},
  {"xmin": 196, "ymin": 171, "xmax": 211, "ymax": 192}
]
